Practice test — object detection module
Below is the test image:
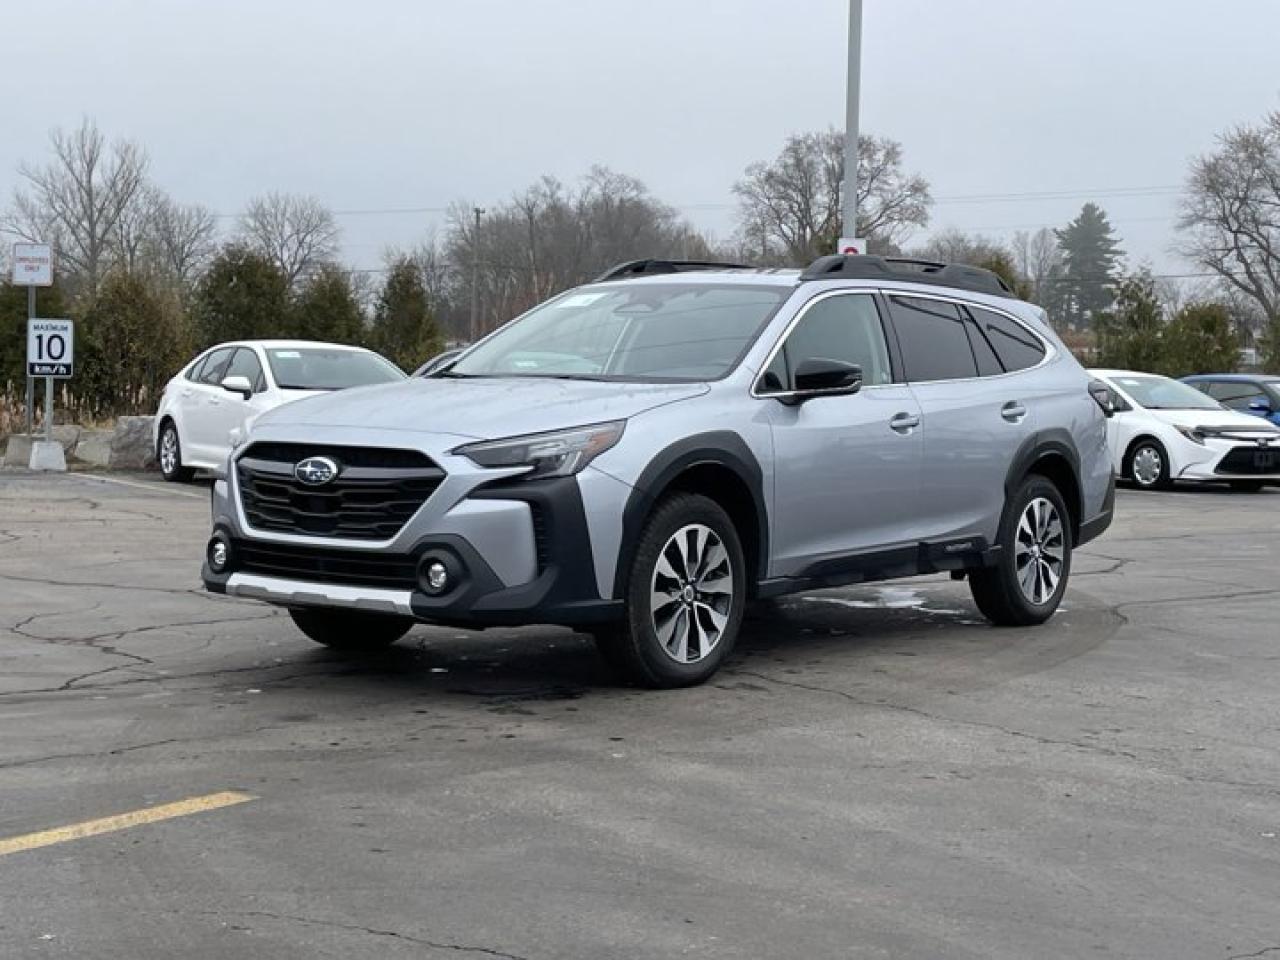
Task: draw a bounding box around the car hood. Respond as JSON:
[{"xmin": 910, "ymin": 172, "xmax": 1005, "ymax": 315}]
[
  {"xmin": 1150, "ymin": 408, "xmax": 1280, "ymax": 432},
  {"xmin": 253, "ymin": 377, "xmax": 710, "ymax": 440}
]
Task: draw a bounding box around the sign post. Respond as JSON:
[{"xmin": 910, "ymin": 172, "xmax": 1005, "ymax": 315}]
[{"xmin": 12, "ymin": 243, "xmax": 67, "ymax": 471}]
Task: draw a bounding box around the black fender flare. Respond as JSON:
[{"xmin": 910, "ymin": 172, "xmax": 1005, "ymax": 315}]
[
  {"xmin": 613, "ymin": 431, "xmax": 769, "ymax": 599},
  {"xmin": 1004, "ymin": 428, "xmax": 1083, "ymax": 530}
]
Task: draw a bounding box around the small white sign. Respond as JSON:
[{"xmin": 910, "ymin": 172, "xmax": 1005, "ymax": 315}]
[
  {"xmin": 27, "ymin": 318, "xmax": 74, "ymax": 378},
  {"xmin": 12, "ymin": 243, "xmax": 53, "ymax": 286},
  {"xmin": 837, "ymin": 237, "xmax": 869, "ymax": 256}
]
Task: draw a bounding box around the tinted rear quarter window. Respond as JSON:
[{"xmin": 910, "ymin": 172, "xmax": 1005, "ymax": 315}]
[
  {"xmin": 195, "ymin": 347, "xmax": 234, "ymax": 385},
  {"xmin": 887, "ymin": 296, "xmax": 978, "ymax": 382},
  {"xmin": 969, "ymin": 306, "xmax": 1046, "ymax": 372}
]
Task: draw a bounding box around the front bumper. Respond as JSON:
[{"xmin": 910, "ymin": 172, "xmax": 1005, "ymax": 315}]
[
  {"xmin": 203, "ymin": 465, "xmax": 625, "ymax": 628},
  {"xmin": 1175, "ymin": 439, "xmax": 1280, "ymax": 481}
]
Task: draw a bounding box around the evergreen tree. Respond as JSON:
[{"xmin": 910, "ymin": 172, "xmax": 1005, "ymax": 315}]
[
  {"xmin": 1055, "ymin": 203, "xmax": 1124, "ymax": 328},
  {"xmin": 77, "ymin": 271, "xmax": 191, "ymax": 417},
  {"xmin": 0, "ymin": 282, "xmax": 69, "ymax": 388},
  {"xmin": 369, "ymin": 257, "xmax": 443, "ymax": 370},
  {"xmin": 192, "ymin": 245, "xmax": 289, "ymax": 347},
  {"xmin": 1160, "ymin": 302, "xmax": 1239, "ymax": 376},
  {"xmin": 289, "ymin": 264, "xmax": 365, "ymax": 343},
  {"xmin": 1095, "ymin": 272, "xmax": 1163, "ymax": 371}
]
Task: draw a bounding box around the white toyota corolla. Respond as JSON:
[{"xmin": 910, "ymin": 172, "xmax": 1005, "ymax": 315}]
[
  {"xmin": 153, "ymin": 340, "xmax": 404, "ymax": 481},
  {"xmin": 1091, "ymin": 368, "xmax": 1280, "ymax": 491}
]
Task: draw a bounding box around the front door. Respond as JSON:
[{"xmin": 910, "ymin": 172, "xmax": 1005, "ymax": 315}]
[{"xmin": 761, "ymin": 292, "xmax": 924, "ymax": 575}]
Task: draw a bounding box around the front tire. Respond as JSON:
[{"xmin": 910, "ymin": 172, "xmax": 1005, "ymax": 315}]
[
  {"xmin": 157, "ymin": 421, "xmax": 194, "ymax": 482},
  {"xmin": 595, "ymin": 493, "xmax": 746, "ymax": 688},
  {"xmin": 1125, "ymin": 439, "xmax": 1171, "ymax": 490},
  {"xmin": 289, "ymin": 608, "xmax": 413, "ymax": 651},
  {"xmin": 969, "ymin": 476, "xmax": 1072, "ymax": 627}
]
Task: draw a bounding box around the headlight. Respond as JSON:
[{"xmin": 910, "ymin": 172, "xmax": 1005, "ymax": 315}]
[
  {"xmin": 455, "ymin": 421, "xmax": 626, "ymax": 480},
  {"xmin": 1174, "ymin": 426, "xmax": 1206, "ymax": 445}
]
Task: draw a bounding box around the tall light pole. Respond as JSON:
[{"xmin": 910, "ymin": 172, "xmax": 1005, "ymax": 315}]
[
  {"xmin": 468, "ymin": 206, "xmax": 484, "ymax": 343},
  {"xmin": 841, "ymin": 0, "xmax": 863, "ymax": 247}
]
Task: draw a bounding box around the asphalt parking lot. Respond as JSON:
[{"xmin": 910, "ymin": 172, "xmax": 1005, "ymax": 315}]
[{"xmin": 0, "ymin": 470, "xmax": 1278, "ymax": 959}]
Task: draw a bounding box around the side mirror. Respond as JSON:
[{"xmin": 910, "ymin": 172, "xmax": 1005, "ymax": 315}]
[
  {"xmin": 781, "ymin": 359, "xmax": 863, "ymax": 404},
  {"xmin": 1088, "ymin": 380, "xmax": 1118, "ymax": 418},
  {"xmin": 221, "ymin": 375, "xmax": 253, "ymax": 400}
]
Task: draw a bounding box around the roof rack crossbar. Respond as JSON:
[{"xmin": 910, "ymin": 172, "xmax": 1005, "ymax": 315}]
[
  {"xmin": 593, "ymin": 259, "xmax": 754, "ymax": 282},
  {"xmin": 798, "ymin": 254, "xmax": 1015, "ymax": 299}
]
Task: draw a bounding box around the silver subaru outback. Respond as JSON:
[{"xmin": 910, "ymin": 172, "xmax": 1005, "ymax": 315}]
[{"xmin": 203, "ymin": 255, "xmax": 1116, "ymax": 687}]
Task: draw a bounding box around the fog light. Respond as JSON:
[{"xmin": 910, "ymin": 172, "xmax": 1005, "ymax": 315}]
[
  {"xmin": 207, "ymin": 536, "xmax": 230, "ymax": 574},
  {"xmin": 425, "ymin": 561, "xmax": 449, "ymax": 593}
]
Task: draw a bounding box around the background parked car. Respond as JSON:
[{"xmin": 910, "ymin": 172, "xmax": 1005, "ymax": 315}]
[
  {"xmin": 1091, "ymin": 369, "xmax": 1280, "ymax": 491},
  {"xmin": 412, "ymin": 346, "xmax": 465, "ymax": 378},
  {"xmin": 1182, "ymin": 374, "xmax": 1280, "ymax": 426},
  {"xmin": 154, "ymin": 340, "xmax": 405, "ymax": 481}
]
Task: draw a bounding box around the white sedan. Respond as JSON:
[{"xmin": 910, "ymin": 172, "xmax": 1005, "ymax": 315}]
[
  {"xmin": 153, "ymin": 340, "xmax": 404, "ymax": 481},
  {"xmin": 1091, "ymin": 368, "xmax": 1280, "ymax": 491}
]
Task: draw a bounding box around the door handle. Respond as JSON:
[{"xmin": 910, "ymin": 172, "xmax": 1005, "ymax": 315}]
[
  {"xmin": 208, "ymin": 396, "xmax": 221, "ymax": 406},
  {"xmin": 1001, "ymin": 402, "xmax": 1027, "ymax": 423},
  {"xmin": 889, "ymin": 412, "xmax": 921, "ymax": 434}
]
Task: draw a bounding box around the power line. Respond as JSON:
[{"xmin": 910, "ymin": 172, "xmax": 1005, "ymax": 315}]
[{"xmin": 204, "ymin": 183, "xmax": 1186, "ymax": 222}]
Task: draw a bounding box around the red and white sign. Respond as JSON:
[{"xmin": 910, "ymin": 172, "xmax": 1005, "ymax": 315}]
[
  {"xmin": 837, "ymin": 237, "xmax": 869, "ymax": 256},
  {"xmin": 11, "ymin": 243, "xmax": 53, "ymax": 286}
]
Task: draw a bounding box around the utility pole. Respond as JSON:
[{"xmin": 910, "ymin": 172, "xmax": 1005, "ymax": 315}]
[
  {"xmin": 841, "ymin": 0, "xmax": 863, "ymax": 246},
  {"xmin": 468, "ymin": 206, "xmax": 484, "ymax": 343}
]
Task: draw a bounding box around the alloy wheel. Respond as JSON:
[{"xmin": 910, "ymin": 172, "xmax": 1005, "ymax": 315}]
[
  {"xmin": 649, "ymin": 523, "xmax": 735, "ymax": 664},
  {"xmin": 160, "ymin": 428, "xmax": 178, "ymax": 475},
  {"xmin": 1014, "ymin": 497, "xmax": 1065, "ymax": 606}
]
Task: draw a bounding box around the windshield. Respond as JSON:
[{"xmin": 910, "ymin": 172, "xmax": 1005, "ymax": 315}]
[
  {"xmin": 266, "ymin": 348, "xmax": 404, "ymax": 390},
  {"xmin": 1112, "ymin": 374, "xmax": 1223, "ymax": 411},
  {"xmin": 449, "ymin": 283, "xmax": 791, "ymax": 381}
]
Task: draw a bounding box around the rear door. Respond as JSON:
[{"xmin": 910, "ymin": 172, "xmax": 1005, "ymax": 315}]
[
  {"xmin": 885, "ymin": 295, "xmax": 1043, "ymax": 545},
  {"xmin": 762, "ymin": 291, "xmax": 924, "ymax": 574}
]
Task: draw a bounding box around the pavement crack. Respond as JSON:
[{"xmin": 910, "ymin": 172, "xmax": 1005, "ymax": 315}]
[
  {"xmin": 201, "ymin": 910, "xmax": 529, "ymax": 959},
  {"xmin": 1228, "ymin": 947, "xmax": 1280, "ymax": 960}
]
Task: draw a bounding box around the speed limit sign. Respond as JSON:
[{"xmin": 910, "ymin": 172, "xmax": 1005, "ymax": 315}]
[{"xmin": 27, "ymin": 318, "xmax": 74, "ymax": 378}]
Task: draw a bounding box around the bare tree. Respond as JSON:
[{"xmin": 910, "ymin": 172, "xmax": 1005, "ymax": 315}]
[
  {"xmin": 445, "ymin": 166, "xmax": 712, "ymax": 336},
  {"xmin": 2, "ymin": 118, "xmax": 149, "ymax": 294},
  {"xmin": 734, "ymin": 130, "xmax": 931, "ymax": 264},
  {"xmin": 1179, "ymin": 111, "xmax": 1280, "ymax": 331},
  {"xmin": 238, "ymin": 192, "xmax": 339, "ymax": 288},
  {"xmin": 147, "ymin": 195, "xmax": 218, "ymax": 288}
]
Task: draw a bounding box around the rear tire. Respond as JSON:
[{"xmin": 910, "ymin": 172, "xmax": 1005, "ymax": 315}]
[
  {"xmin": 157, "ymin": 421, "xmax": 194, "ymax": 482},
  {"xmin": 970, "ymin": 476, "xmax": 1072, "ymax": 627},
  {"xmin": 594, "ymin": 493, "xmax": 746, "ymax": 688},
  {"xmin": 289, "ymin": 608, "xmax": 413, "ymax": 650},
  {"xmin": 1230, "ymin": 480, "xmax": 1264, "ymax": 493},
  {"xmin": 1124, "ymin": 439, "xmax": 1171, "ymax": 490}
]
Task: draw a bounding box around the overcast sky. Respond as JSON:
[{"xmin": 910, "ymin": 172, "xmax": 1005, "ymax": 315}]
[{"xmin": 4, "ymin": 0, "xmax": 1279, "ymax": 278}]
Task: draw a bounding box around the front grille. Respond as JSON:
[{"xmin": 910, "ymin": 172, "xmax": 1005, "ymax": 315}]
[
  {"xmin": 234, "ymin": 539, "xmax": 418, "ymax": 590},
  {"xmin": 1216, "ymin": 445, "xmax": 1280, "ymax": 475},
  {"xmin": 236, "ymin": 443, "xmax": 444, "ymax": 540}
]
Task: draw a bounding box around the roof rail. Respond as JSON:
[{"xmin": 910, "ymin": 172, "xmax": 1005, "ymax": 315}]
[
  {"xmin": 799, "ymin": 254, "xmax": 1016, "ymax": 299},
  {"xmin": 593, "ymin": 259, "xmax": 754, "ymax": 282}
]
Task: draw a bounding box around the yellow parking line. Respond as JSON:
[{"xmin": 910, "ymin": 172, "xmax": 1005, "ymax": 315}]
[{"xmin": 0, "ymin": 791, "xmax": 254, "ymax": 857}]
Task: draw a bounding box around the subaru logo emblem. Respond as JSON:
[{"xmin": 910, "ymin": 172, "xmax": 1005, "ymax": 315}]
[{"xmin": 294, "ymin": 456, "xmax": 339, "ymax": 485}]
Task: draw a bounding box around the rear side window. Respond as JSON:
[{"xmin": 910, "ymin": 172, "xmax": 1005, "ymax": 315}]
[
  {"xmin": 886, "ymin": 296, "xmax": 978, "ymax": 382},
  {"xmin": 194, "ymin": 347, "xmax": 234, "ymax": 386},
  {"xmin": 759, "ymin": 294, "xmax": 892, "ymax": 392},
  {"xmin": 968, "ymin": 306, "xmax": 1046, "ymax": 372}
]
